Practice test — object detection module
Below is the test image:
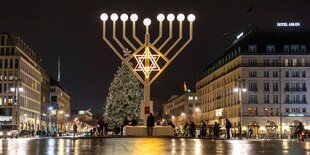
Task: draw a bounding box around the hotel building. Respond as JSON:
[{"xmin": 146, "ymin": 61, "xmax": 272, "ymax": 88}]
[{"xmin": 196, "ymin": 28, "xmax": 310, "ymax": 136}]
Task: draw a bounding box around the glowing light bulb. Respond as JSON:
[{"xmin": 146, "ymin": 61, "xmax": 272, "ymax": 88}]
[
  {"xmin": 100, "ymin": 13, "xmax": 108, "ymax": 21},
  {"xmin": 110, "ymin": 13, "xmax": 118, "ymax": 21},
  {"xmin": 130, "ymin": 14, "xmax": 138, "ymax": 22},
  {"xmin": 157, "ymin": 13, "xmax": 165, "ymax": 22},
  {"xmin": 143, "ymin": 18, "xmax": 151, "ymax": 26},
  {"xmin": 167, "ymin": 14, "xmax": 175, "ymax": 21},
  {"xmin": 187, "ymin": 14, "xmax": 195, "ymax": 22},
  {"xmin": 120, "ymin": 13, "xmax": 128, "ymax": 21},
  {"xmin": 177, "ymin": 14, "xmax": 185, "ymax": 21}
]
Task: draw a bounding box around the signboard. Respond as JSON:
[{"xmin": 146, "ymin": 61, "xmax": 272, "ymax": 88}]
[
  {"xmin": 145, "ymin": 106, "xmax": 150, "ymax": 114},
  {"xmin": 277, "ymin": 22, "xmax": 300, "ymax": 27},
  {"xmin": 288, "ymin": 113, "xmax": 304, "ymax": 117}
]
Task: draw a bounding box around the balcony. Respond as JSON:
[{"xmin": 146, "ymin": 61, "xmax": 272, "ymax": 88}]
[
  {"xmin": 284, "ymin": 100, "xmax": 307, "ymax": 104},
  {"xmin": 284, "ymin": 87, "xmax": 307, "ymax": 92}
]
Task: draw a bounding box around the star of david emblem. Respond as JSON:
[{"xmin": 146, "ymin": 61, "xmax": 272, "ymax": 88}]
[{"xmin": 134, "ymin": 50, "xmax": 160, "ymax": 78}]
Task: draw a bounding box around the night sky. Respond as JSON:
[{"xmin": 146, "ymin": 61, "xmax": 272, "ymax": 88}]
[{"xmin": 0, "ymin": 0, "xmax": 309, "ymax": 115}]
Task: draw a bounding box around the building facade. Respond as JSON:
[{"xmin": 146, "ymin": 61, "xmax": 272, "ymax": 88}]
[
  {"xmin": 50, "ymin": 78, "xmax": 71, "ymax": 132},
  {"xmin": 0, "ymin": 33, "xmax": 41, "ymax": 132},
  {"xmin": 39, "ymin": 67, "xmax": 50, "ymax": 131},
  {"xmin": 196, "ymin": 29, "xmax": 310, "ymax": 136},
  {"xmin": 163, "ymin": 92, "xmax": 199, "ymax": 122}
]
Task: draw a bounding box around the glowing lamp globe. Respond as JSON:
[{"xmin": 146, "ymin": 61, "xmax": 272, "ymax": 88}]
[
  {"xmin": 157, "ymin": 13, "xmax": 165, "ymax": 22},
  {"xmin": 177, "ymin": 14, "xmax": 185, "ymax": 21},
  {"xmin": 100, "ymin": 13, "xmax": 108, "ymax": 21},
  {"xmin": 130, "ymin": 14, "xmax": 138, "ymax": 22},
  {"xmin": 187, "ymin": 14, "xmax": 195, "ymax": 22},
  {"xmin": 110, "ymin": 13, "xmax": 118, "ymax": 21},
  {"xmin": 143, "ymin": 18, "xmax": 151, "ymax": 26},
  {"xmin": 120, "ymin": 14, "xmax": 128, "ymax": 21},
  {"xmin": 167, "ymin": 14, "xmax": 175, "ymax": 21}
]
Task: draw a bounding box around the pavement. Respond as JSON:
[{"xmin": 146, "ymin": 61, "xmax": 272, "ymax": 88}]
[{"xmin": 0, "ymin": 137, "xmax": 309, "ymax": 155}]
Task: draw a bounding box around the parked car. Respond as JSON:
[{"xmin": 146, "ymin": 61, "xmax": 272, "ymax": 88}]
[{"xmin": 0, "ymin": 124, "xmax": 19, "ymax": 139}]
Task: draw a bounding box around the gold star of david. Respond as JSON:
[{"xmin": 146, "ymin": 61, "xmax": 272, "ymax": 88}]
[{"xmin": 134, "ymin": 48, "xmax": 160, "ymax": 78}]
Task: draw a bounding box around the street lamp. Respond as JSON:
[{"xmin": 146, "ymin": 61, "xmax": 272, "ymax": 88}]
[
  {"xmin": 10, "ymin": 82, "xmax": 23, "ymax": 130},
  {"xmin": 233, "ymin": 78, "xmax": 246, "ymax": 139},
  {"xmin": 101, "ymin": 13, "xmax": 195, "ymax": 124}
]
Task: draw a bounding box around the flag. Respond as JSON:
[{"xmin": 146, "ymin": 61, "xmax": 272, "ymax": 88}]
[
  {"xmin": 184, "ymin": 81, "xmax": 188, "ymax": 92},
  {"xmin": 246, "ymin": 6, "xmax": 253, "ymax": 13}
]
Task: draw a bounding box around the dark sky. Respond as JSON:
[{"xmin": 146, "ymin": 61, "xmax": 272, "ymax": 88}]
[{"xmin": 0, "ymin": 0, "xmax": 309, "ymax": 115}]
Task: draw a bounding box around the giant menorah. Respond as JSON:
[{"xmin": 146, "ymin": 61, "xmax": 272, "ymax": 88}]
[{"xmin": 100, "ymin": 13, "xmax": 195, "ymax": 124}]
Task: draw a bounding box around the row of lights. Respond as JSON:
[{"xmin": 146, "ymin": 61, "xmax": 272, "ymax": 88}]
[{"xmin": 100, "ymin": 13, "xmax": 195, "ymax": 26}]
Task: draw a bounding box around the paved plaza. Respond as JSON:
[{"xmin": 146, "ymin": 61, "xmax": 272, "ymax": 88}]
[{"xmin": 0, "ymin": 137, "xmax": 309, "ymax": 155}]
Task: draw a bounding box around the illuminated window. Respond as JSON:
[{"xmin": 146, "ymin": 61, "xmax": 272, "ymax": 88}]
[
  {"xmin": 0, "ymin": 97, "xmax": 2, "ymax": 105},
  {"xmin": 194, "ymin": 96, "xmax": 197, "ymax": 100},
  {"xmin": 188, "ymin": 96, "xmax": 193, "ymax": 100},
  {"xmin": 284, "ymin": 58, "xmax": 289, "ymax": 66},
  {"xmin": 248, "ymin": 44, "xmax": 257, "ymax": 53}
]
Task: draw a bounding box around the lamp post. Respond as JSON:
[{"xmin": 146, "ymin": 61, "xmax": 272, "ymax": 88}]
[
  {"xmin": 100, "ymin": 13, "xmax": 195, "ymax": 124},
  {"xmin": 233, "ymin": 78, "xmax": 246, "ymax": 139},
  {"xmin": 10, "ymin": 80, "xmax": 23, "ymax": 129}
]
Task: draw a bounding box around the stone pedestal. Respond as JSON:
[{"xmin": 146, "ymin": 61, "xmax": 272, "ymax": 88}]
[
  {"xmin": 140, "ymin": 100, "xmax": 153, "ymax": 125},
  {"xmin": 123, "ymin": 126, "xmax": 174, "ymax": 136}
]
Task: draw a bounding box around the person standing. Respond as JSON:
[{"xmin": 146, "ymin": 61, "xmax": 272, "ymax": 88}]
[
  {"xmin": 295, "ymin": 122, "xmax": 305, "ymax": 142},
  {"xmin": 147, "ymin": 113, "xmax": 155, "ymax": 136},
  {"xmin": 200, "ymin": 120, "xmax": 206, "ymax": 138},
  {"xmin": 249, "ymin": 126, "xmax": 254, "ymax": 139},
  {"xmin": 73, "ymin": 123, "xmax": 78, "ymax": 138},
  {"xmin": 225, "ymin": 119, "xmax": 232, "ymax": 139}
]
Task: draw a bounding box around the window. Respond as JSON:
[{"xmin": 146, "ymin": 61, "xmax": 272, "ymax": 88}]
[
  {"xmin": 285, "ymin": 108, "xmax": 290, "ymax": 113},
  {"xmin": 264, "ymin": 71, "xmax": 269, "ymax": 77},
  {"xmin": 291, "ymin": 71, "xmax": 299, "ymax": 77},
  {"xmin": 272, "ymin": 59, "xmax": 279, "ymax": 66},
  {"xmin": 264, "ymin": 94, "xmax": 269, "ymax": 104},
  {"xmin": 15, "ymin": 59, "xmax": 19, "ymax": 69},
  {"xmin": 292, "ymin": 108, "xmax": 300, "ymax": 113},
  {"xmin": 302, "ymin": 108, "xmax": 306, "ymax": 113},
  {"xmin": 266, "ymin": 45, "xmax": 275, "ymax": 53},
  {"xmin": 264, "ymin": 59, "xmax": 269, "ymax": 66},
  {"xmin": 292, "ymin": 59, "xmax": 297, "ymax": 66},
  {"xmin": 188, "ymin": 96, "xmax": 193, "ymax": 100},
  {"xmin": 51, "ymin": 96, "xmax": 57, "ymax": 102},
  {"xmin": 275, "ymin": 108, "xmax": 279, "ymax": 116},
  {"xmin": 248, "ymin": 59, "xmax": 257, "ymax": 66},
  {"xmin": 9, "ymin": 59, "xmax": 13, "ymax": 68},
  {"xmin": 264, "ymin": 108, "xmax": 268, "ymax": 115},
  {"xmin": 292, "ymin": 94, "xmax": 300, "ymax": 103},
  {"xmin": 301, "ymin": 45, "xmax": 307, "ymax": 53},
  {"xmin": 302, "ymin": 95, "xmax": 307, "ymax": 104},
  {"xmin": 264, "ymin": 82, "xmax": 269, "ymax": 91},
  {"xmin": 273, "ymin": 71, "xmax": 278, "ymax": 77},
  {"xmin": 248, "ymin": 44, "xmax": 257, "ymax": 53},
  {"xmin": 189, "ymin": 103, "xmax": 193, "ymax": 107},
  {"xmin": 285, "ymin": 58, "xmax": 290, "ymax": 66},
  {"xmin": 284, "ymin": 45, "xmax": 290, "ymax": 53},
  {"xmin": 285, "ymin": 71, "xmax": 289, "ymax": 77},
  {"xmin": 291, "ymin": 44, "xmax": 300, "ymax": 53},
  {"xmin": 273, "ymin": 94, "xmax": 278, "ymax": 104},
  {"xmin": 0, "ymin": 59, "xmax": 2, "ymax": 68},
  {"xmin": 249, "ymin": 94, "xmax": 257, "ymax": 103},
  {"xmin": 302, "ymin": 71, "xmax": 306, "ymax": 77},
  {"xmin": 273, "ymin": 82, "xmax": 278, "ymax": 91},
  {"xmin": 249, "ymin": 82, "xmax": 257, "ymax": 91},
  {"xmin": 301, "ymin": 58, "xmax": 306, "ymax": 66},
  {"xmin": 249, "ymin": 71, "xmax": 257, "ymax": 77}
]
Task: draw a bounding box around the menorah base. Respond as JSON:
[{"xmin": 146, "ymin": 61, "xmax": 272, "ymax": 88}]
[{"xmin": 140, "ymin": 100, "xmax": 153, "ymax": 125}]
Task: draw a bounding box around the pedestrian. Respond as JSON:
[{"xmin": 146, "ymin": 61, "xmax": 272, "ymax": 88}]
[
  {"xmin": 183, "ymin": 122, "xmax": 190, "ymax": 137},
  {"xmin": 98, "ymin": 119, "xmax": 104, "ymax": 136},
  {"xmin": 168, "ymin": 120, "xmax": 175, "ymax": 128},
  {"xmin": 295, "ymin": 122, "xmax": 305, "ymax": 142},
  {"xmin": 249, "ymin": 126, "xmax": 254, "ymax": 139},
  {"xmin": 156, "ymin": 120, "xmax": 162, "ymax": 126},
  {"xmin": 200, "ymin": 120, "xmax": 206, "ymax": 138},
  {"xmin": 93, "ymin": 127, "xmax": 97, "ymax": 137},
  {"xmin": 103, "ymin": 121, "xmax": 108, "ymax": 136},
  {"xmin": 190, "ymin": 121, "xmax": 196, "ymax": 137},
  {"xmin": 225, "ymin": 119, "xmax": 232, "ymax": 139},
  {"xmin": 121, "ymin": 117, "xmax": 130, "ymax": 136},
  {"xmin": 131, "ymin": 118, "xmax": 138, "ymax": 126},
  {"xmin": 90, "ymin": 129, "xmax": 93, "ymax": 137},
  {"xmin": 213, "ymin": 122, "xmax": 220, "ymax": 139},
  {"xmin": 147, "ymin": 113, "xmax": 155, "ymax": 136},
  {"xmin": 73, "ymin": 123, "xmax": 78, "ymax": 138}
]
